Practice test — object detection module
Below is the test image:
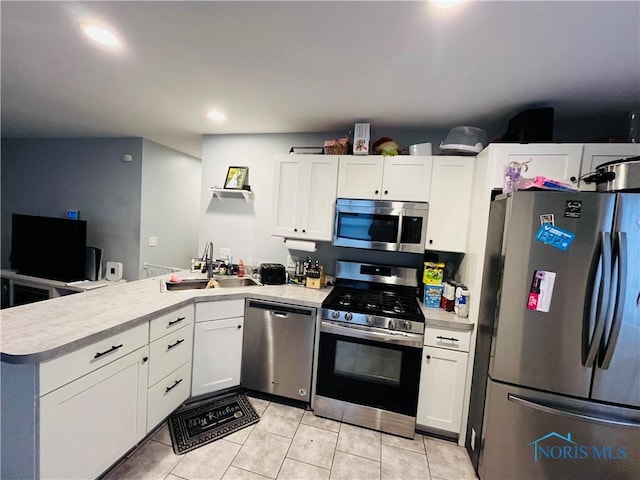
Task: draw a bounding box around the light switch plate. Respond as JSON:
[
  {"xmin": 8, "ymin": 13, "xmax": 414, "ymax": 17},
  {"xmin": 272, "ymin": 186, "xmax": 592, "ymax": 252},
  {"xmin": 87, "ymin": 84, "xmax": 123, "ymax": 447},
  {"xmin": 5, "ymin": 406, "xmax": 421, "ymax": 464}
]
[
  {"xmin": 220, "ymin": 248, "xmax": 231, "ymax": 260},
  {"xmin": 148, "ymin": 236, "xmax": 158, "ymax": 247}
]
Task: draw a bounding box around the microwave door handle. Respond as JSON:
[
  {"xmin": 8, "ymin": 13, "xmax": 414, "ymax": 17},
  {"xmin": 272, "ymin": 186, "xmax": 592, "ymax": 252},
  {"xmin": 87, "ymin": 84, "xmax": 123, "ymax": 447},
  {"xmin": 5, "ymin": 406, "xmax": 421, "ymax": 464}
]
[
  {"xmin": 395, "ymin": 211, "xmax": 404, "ymax": 250},
  {"xmin": 584, "ymin": 232, "xmax": 612, "ymax": 366},
  {"xmin": 599, "ymin": 232, "xmax": 626, "ymax": 369}
]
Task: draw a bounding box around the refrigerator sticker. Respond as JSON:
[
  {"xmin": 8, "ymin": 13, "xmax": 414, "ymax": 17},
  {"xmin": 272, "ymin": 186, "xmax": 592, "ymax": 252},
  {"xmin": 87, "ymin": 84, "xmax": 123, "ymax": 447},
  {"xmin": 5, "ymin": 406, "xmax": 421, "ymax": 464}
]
[
  {"xmin": 564, "ymin": 200, "xmax": 582, "ymax": 218},
  {"xmin": 527, "ymin": 270, "xmax": 556, "ymax": 313},
  {"xmin": 540, "ymin": 214, "xmax": 555, "ymax": 226},
  {"xmin": 535, "ymin": 224, "xmax": 576, "ymax": 251}
]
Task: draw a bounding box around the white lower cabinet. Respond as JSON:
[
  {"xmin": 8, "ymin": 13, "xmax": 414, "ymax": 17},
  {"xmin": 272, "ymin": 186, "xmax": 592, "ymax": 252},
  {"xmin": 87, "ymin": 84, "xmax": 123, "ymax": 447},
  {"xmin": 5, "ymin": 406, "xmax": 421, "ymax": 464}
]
[
  {"xmin": 192, "ymin": 300, "xmax": 244, "ymax": 396},
  {"xmin": 146, "ymin": 315, "xmax": 194, "ymax": 432},
  {"xmin": 39, "ymin": 346, "xmax": 149, "ymax": 480},
  {"xmin": 147, "ymin": 361, "xmax": 192, "ymax": 430},
  {"xmin": 417, "ymin": 326, "xmax": 471, "ymax": 434}
]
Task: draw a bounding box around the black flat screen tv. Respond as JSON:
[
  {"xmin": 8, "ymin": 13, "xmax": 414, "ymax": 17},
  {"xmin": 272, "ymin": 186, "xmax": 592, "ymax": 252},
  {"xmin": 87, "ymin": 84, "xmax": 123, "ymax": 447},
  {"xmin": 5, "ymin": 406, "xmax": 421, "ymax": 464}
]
[{"xmin": 10, "ymin": 214, "xmax": 87, "ymax": 282}]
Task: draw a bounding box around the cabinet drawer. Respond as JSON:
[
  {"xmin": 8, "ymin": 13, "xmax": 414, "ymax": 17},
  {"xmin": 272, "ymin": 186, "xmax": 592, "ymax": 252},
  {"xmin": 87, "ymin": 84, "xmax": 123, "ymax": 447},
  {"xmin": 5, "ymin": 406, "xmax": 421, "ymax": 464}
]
[
  {"xmin": 40, "ymin": 323, "xmax": 148, "ymax": 395},
  {"xmin": 147, "ymin": 361, "xmax": 191, "ymax": 431},
  {"xmin": 196, "ymin": 299, "xmax": 244, "ymax": 321},
  {"xmin": 149, "ymin": 323, "xmax": 194, "ymax": 387},
  {"xmin": 150, "ymin": 305, "xmax": 194, "ymax": 342},
  {"xmin": 424, "ymin": 327, "xmax": 471, "ymax": 352}
]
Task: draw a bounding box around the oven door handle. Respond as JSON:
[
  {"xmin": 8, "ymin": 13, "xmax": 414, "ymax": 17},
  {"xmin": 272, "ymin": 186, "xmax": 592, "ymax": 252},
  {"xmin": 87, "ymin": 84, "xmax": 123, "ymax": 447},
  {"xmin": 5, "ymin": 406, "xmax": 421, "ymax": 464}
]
[{"xmin": 320, "ymin": 321, "xmax": 424, "ymax": 348}]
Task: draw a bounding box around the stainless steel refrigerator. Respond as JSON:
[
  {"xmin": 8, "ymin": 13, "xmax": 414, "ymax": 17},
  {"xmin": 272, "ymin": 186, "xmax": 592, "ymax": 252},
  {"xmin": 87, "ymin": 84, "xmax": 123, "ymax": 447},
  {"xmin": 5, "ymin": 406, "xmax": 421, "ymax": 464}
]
[{"xmin": 466, "ymin": 190, "xmax": 640, "ymax": 479}]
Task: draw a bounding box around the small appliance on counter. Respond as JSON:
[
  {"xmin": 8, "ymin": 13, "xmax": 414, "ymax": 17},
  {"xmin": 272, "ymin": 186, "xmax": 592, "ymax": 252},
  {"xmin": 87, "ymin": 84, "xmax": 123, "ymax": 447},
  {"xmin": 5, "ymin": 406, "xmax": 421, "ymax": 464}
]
[{"xmin": 259, "ymin": 263, "xmax": 286, "ymax": 285}]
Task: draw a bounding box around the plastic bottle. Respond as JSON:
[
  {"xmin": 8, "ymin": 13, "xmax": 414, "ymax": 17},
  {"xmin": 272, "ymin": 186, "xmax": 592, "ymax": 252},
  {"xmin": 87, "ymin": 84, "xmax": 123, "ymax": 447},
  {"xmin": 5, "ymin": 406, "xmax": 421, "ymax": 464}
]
[{"xmin": 237, "ymin": 260, "xmax": 245, "ymax": 277}]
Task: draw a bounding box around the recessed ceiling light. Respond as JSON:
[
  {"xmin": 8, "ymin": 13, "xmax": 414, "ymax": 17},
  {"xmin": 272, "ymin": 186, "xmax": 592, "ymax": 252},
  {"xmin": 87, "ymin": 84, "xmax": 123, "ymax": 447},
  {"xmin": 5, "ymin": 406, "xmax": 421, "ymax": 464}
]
[
  {"xmin": 207, "ymin": 111, "xmax": 226, "ymax": 122},
  {"xmin": 432, "ymin": 0, "xmax": 464, "ymax": 8},
  {"xmin": 82, "ymin": 24, "xmax": 119, "ymax": 47}
]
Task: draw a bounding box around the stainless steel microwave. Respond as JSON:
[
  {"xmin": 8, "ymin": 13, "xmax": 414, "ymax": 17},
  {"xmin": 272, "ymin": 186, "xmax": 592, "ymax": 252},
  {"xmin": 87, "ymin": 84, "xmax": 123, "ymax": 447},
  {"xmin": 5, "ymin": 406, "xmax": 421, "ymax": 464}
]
[{"xmin": 333, "ymin": 198, "xmax": 428, "ymax": 253}]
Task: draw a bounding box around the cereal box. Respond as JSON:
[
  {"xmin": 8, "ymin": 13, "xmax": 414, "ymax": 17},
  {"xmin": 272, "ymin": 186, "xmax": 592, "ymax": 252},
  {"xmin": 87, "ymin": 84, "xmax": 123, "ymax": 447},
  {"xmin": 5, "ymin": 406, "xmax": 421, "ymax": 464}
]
[
  {"xmin": 423, "ymin": 262, "xmax": 445, "ymax": 285},
  {"xmin": 424, "ymin": 285, "xmax": 444, "ymax": 308}
]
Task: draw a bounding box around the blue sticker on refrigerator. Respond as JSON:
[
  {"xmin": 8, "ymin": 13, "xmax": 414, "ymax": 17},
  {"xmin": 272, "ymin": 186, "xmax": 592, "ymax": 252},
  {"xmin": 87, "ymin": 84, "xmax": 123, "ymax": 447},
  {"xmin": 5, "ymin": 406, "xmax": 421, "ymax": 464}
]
[{"xmin": 534, "ymin": 224, "xmax": 576, "ymax": 251}]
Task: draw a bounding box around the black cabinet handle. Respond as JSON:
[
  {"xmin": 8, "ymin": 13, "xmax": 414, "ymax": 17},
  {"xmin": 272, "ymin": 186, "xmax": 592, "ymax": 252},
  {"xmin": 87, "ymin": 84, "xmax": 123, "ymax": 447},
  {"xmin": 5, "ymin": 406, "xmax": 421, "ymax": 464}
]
[
  {"xmin": 384, "ymin": 190, "xmax": 388, "ymax": 195},
  {"xmin": 570, "ymin": 176, "xmax": 577, "ymax": 182},
  {"xmin": 429, "ymin": 239, "xmax": 434, "ymax": 244},
  {"xmin": 142, "ymin": 356, "xmax": 149, "ymax": 363},
  {"xmin": 237, "ymin": 325, "xmax": 242, "ymax": 329},
  {"xmin": 375, "ymin": 190, "xmax": 379, "ymax": 194},
  {"xmin": 94, "ymin": 344, "xmax": 123, "ymax": 359},
  {"xmin": 294, "ymin": 228, "xmax": 298, "ymax": 232},
  {"xmin": 426, "ymin": 355, "xmax": 431, "ymax": 360},
  {"xmin": 302, "ymin": 229, "xmax": 306, "ymax": 233},
  {"xmin": 437, "ymin": 335, "xmax": 459, "ymax": 342},
  {"xmin": 165, "ymin": 378, "xmax": 183, "ymax": 393},
  {"xmin": 168, "ymin": 316, "xmax": 185, "ymax": 326},
  {"xmin": 167, "ymin": 339, "xmax": 185, "ymax": 350}
]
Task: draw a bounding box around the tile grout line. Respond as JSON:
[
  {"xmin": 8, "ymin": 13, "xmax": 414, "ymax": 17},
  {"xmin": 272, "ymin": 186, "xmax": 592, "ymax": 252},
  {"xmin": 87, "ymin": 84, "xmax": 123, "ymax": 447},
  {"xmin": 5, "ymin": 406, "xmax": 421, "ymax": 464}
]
[{"xmin": 275, "ymin": 407, "xmax": 303, "ymax": 480}]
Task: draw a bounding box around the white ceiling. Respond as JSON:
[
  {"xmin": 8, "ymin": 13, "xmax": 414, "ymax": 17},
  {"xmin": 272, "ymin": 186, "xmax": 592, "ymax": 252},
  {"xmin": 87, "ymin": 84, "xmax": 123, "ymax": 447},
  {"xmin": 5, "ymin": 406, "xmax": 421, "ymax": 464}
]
[{"xmin": 2, "ymin": 1, "xmax": 639, "ymax": 159}]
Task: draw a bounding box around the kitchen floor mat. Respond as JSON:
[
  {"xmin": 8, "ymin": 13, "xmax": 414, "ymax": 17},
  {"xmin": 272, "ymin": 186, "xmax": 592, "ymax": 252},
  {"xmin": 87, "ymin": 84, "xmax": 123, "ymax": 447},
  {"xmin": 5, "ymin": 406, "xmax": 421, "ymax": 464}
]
[{"xmin": 168, "ymin": 392, "xmax": 260, "ymax": 454}]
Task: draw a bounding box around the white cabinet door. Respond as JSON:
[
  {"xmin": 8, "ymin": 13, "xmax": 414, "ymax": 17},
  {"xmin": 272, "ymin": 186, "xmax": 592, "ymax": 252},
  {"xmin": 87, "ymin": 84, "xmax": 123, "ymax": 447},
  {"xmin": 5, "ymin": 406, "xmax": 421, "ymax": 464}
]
[
  {"xmin": 487, "ymin": 144, "xmax": 583, "ymax": 190},
  {"xmin": 39, "ymin": 346, "xmax": 149, "ymax": 480},
  {"xmin": 337, "ymin": 155, "xmax": 433, "ymax": 201},
  {"xmin": 381, "ymin": 156, "xmax": 433, "ymax": 202},
  {"xmin": 579, "ymin": 143, "xmax": 640, "ymax": 191},
  {"xmin": 271, "ymin": 155, "xmax": 305, "ymax": 237},
  {"xmin": 416, "ymin": 346, "xmax": 467, "ymax": 434},
  {"xmin": 271, "ymin": 154, "xmax": 339, "ymax": 240},
  {"xmin": 426, "ymin": 157, "xmax": 474, "ymax": 252},
  {"xmin": 299, "ymin": 155, "xmax": 339, "ymax": 241},
  {"xmin": 337, "ymin": 156, "xmax": 384, "ymax": 199},
  {"xmin": 192, "ymin": 317, "xmax": 243, "ymax": 396}
]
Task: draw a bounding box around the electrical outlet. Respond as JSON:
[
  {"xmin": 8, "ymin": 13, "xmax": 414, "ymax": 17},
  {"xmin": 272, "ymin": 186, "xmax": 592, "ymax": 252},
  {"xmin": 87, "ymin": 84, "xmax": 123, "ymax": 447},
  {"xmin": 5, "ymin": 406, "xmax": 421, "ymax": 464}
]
[
  {"xmin": 220, "ymin": 248, "xmax": 231, "ymax": 261},
  {"xmin": 148, "ymin": 236, "xmax": 158, "ymax": 247},
  {"xmin": 286, "ymin": 255, "xmax": 296, "ymax": 268}
]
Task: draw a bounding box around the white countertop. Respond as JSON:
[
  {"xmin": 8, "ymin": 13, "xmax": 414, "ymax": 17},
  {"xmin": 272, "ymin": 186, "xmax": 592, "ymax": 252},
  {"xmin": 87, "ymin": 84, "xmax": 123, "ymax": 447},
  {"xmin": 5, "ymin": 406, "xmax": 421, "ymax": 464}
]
[{"xmin": 0, "ymin": 273, "xmax": 473, "ymax": 364}]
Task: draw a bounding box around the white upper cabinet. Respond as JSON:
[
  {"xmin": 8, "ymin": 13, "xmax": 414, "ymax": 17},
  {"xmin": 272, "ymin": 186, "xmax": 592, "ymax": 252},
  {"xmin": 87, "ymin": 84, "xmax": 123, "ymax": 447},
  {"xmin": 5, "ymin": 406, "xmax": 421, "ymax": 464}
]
[
  {"xmin": 336, "ymin": 155, "xmax": 384, "ymax": 200},
  {"xmin": 485, "ymin": 144, "xmax": 584, "ymax": 190},
  {"xmin": 337, "ymin": 155, "xmax": 433, "ymax": 202},
  {"xmin": 271, "ymin": 154, "xmax": 339, "ymax": 241},
  {"xmin": 579, "ymin": 143, "xmax": 640, "ymax": 191},
  {"xmin": 426, "ymin": 156, "xmax": 474, "ymax": 253}
]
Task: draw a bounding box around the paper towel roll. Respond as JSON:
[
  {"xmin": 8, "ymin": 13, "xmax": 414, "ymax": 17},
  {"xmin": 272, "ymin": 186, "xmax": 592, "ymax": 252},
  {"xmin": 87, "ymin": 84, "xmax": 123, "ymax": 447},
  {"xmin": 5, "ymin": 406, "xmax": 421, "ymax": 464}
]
[{"xmin": 284, "ymin": 239, "xmax": 317, "ymax": 252}]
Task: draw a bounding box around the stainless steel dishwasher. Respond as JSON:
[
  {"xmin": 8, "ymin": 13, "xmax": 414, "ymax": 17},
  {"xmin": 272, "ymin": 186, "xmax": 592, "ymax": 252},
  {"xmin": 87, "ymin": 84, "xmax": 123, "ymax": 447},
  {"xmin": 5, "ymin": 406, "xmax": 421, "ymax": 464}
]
[{"xmin": 242, "ymin": 299, "xmax": 316, "ymax": 402}]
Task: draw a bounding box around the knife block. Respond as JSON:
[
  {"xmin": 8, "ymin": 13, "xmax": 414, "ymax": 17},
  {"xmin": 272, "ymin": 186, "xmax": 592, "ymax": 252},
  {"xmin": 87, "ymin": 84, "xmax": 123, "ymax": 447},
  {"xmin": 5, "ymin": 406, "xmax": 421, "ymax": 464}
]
[{"xmin": 306, "ymin": 266, "xmax": 325, "ymax": 289}]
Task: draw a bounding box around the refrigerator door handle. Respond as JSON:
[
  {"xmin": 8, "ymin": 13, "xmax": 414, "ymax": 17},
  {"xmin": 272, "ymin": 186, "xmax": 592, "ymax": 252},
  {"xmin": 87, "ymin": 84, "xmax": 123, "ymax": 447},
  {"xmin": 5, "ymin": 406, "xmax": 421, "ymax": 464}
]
[
  {"xmin": 584, "ymin": 232, "xmax": 612, "ymax": 366},
  {"xmin": 599, "ymin": 231, "xmax": 627, "ymax": 369},
  {"xmin": 508, "ymin": 394, "xmax": 640, "ymax": 428}
]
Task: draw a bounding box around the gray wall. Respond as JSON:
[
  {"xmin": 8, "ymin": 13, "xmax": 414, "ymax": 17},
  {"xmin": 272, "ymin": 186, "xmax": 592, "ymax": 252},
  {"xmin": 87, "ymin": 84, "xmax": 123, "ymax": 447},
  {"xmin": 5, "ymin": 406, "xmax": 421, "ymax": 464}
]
[
  {"xmin": 198, "ymin": 129, "xmax": 459, "ymax": 277},
  {"xmin": 140, "ymin": 139, "xmax": 201, "ymax": 277},
  {"xmin": 1, "ymin": 138, "xmax": 143, "ymax": 281}
]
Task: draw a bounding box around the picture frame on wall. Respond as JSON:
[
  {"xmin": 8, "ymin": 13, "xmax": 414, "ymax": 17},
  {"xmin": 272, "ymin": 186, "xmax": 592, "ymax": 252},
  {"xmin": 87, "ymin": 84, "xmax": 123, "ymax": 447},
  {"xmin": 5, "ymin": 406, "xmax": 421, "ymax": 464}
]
[{"xmin": 223, "ymin": 166, "xmax": 248, "ymax": 189}]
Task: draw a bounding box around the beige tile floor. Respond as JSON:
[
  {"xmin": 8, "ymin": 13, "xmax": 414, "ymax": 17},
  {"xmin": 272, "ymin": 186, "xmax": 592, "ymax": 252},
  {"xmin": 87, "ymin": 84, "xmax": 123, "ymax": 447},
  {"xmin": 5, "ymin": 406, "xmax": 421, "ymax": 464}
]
[{"xmin": 104, "ymin": 395, "xmax": 478, "ymax": 480}]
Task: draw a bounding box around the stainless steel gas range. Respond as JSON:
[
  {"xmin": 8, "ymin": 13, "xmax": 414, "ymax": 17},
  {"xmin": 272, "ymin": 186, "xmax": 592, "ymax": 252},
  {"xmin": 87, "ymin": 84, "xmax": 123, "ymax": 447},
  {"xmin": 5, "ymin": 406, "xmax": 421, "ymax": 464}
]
[{"xmin": 314, "ymin": 261, "xmax": 425, "ymax": 439}]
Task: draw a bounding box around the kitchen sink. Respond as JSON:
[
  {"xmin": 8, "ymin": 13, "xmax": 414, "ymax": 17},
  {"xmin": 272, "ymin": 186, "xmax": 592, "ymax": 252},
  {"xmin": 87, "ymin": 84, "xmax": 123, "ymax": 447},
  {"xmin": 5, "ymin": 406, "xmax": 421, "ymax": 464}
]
[
  {"xmin": 212, "ymin": 277, "xmax": 261, "ymax": 288},
  {"xmin": 164, "ymin": 276, "xmax": 261, "ymax": 291}
]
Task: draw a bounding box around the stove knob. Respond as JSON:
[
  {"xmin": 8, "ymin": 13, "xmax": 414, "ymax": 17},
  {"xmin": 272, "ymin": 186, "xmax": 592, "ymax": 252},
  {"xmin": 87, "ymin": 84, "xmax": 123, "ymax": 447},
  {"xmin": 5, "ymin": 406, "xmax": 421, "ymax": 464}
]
[
  {"xmin": 331, "ymin": 310, "xmax": 340, "ymax": 319},
  {"xmin": 345, "ymin": 312, "xmax": 353, "ymax": 321},
  {"xmin": 388, "ymin": 319, "xmax": 396, "ymax": 330},
  {"xmin": 403, "ymin": 321, "xmax": 412, "ymax": 331},
  {"xmin": 367, "ymin": 315, "xmax": 375, "ymax": 326}
]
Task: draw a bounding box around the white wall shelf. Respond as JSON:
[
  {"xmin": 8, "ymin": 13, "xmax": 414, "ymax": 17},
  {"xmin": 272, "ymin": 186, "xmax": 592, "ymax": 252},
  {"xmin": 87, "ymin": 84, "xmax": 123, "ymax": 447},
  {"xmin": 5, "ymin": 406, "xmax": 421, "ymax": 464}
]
[{"xmin": 209, "ymin": 187, "xmax": 254, "ymax": 202}]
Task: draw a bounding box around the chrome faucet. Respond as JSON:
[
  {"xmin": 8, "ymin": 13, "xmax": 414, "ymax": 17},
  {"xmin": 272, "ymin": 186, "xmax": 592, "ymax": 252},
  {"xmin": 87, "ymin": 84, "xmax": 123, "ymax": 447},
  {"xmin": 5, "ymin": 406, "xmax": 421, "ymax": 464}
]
[{"xmin": 203, "ymin": 241, "xmax": 214, "ymax": 280}]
